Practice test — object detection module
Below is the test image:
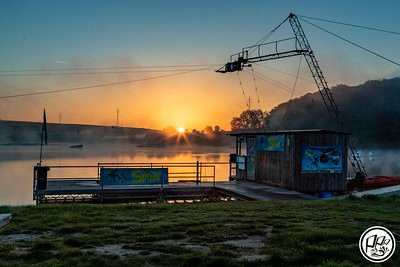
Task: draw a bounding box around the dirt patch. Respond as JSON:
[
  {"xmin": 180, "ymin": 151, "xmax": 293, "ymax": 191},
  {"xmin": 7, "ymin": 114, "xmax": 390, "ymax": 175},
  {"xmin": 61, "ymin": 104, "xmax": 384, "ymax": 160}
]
[
  {"xmin": 221, "ymin": 233, "xmax": 269, "ymax": 261},
  {"xmin": 0, "ymin": 232, "xmax": 52, "ymax": 243},
  {"xmin": 224, "ymin": 236, "xmax": 265, "ymax": 261},
  {"xmin": 87, "ymin": 244, "xmax": 161, "ymax": 257},
  {"xmin": 11, "ymin": 247, "xmax": 30, "ymax": 255},
  {"xmin": 154, "ymin": 227, "xmax": 274, "ymax": 260},
  {"xmin": 156, "ymin": 238, "xmax": 189, "ymax": 245},
  {"xmin": 222, "ymin": 235, "xmax": 264, "ymax": 249},
  {"xmin": 156, "ymin": 238, "xmax": 210, "ymax": 253},
  {"xmin": 185, "ymin": 244, "xmax": 211, "ymax": 253}
]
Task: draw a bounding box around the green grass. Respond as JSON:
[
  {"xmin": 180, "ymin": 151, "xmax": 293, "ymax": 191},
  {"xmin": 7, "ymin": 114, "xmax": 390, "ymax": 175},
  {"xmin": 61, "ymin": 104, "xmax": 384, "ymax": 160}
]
[{"xmin": 0, "ymin": 195, "xmax": 399, "ymax": 266}]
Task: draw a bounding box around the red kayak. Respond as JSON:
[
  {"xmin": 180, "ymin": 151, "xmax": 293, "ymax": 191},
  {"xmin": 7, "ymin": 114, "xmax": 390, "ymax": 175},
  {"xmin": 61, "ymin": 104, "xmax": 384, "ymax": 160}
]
[
  {"xmin": 362, "ymin": 176, "xmax": 400, "ymax": 190},
  {"xmin": 347, "ymin": 176, "xmax": 400, "ymax": 191}
]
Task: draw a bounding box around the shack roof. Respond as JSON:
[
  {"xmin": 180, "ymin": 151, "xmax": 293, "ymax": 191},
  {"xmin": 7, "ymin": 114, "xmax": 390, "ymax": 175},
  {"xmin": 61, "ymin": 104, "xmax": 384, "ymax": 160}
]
[{"xmin": 228, "ymin": 129, "xmax": 350, "ymax": 136}]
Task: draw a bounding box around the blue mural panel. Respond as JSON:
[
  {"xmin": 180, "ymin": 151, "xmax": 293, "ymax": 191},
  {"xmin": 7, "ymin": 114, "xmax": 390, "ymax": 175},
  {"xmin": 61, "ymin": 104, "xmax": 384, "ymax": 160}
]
[
  {"xmin": 100, "ymin": 168, "xmax": 168, "ymax": 185},
  {"xmin": 301, "ymin": 146, "xmax": 342, "ymax": 173},
  {"xmin": 236, "ymin": 156, "xmax": 246, "ymax": 171},
  {"xmin": 256, "ymin": 134, "xmax": 285, "ymax": 151},
  {"xmin": 246, "ymin": 138, "xmax": 255, "ymax": 180}
]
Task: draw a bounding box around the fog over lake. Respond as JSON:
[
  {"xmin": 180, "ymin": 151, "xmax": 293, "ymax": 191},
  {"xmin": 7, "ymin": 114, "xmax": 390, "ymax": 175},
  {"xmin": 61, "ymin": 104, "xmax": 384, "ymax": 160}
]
[
  {"xmin": 0, "ymin": 144, "xmax": 231, "ymax": 205},
  {"xmin": 1, "ymin": 142, "xmax": 399, "ymax": 205}
]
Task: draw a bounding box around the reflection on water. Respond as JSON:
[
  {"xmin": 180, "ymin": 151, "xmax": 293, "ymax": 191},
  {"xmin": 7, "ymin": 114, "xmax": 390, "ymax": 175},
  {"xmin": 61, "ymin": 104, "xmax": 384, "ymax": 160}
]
[{"xmin": 0, "ymin": 144, "xmax": 231, "ymax": 205}]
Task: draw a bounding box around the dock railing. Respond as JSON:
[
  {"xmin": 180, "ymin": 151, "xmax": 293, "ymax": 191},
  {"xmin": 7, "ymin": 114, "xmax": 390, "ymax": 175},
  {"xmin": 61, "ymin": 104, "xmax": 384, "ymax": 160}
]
[
  {"xmin": 33, "ymin": 161, "xmax": 230, "ymax": 197},
  {"xmin": 97, "ymin": 161, "xmax": 221, "ymax": 185}
]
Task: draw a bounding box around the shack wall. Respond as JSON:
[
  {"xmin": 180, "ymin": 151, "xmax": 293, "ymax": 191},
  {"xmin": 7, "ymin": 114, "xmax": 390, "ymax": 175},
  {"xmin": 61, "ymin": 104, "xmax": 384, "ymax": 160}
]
[
  {"xmin": 255, "ymin": 133, "xmax": 295, "ymax": 189},
  {"xmin": 293, "ymin": 133, "xmax": 348, "ymax": 192},
  {"xmin": 254, "ymin": 132, "xmax": 348, "ymax": 192}
]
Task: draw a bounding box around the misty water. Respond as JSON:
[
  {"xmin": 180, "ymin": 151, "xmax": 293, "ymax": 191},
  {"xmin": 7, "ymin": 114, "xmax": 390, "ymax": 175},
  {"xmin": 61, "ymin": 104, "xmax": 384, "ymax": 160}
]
[
  {"xmin": 1, "ymin": 144, "xmax": 399, "ymax": 205},
  {"xmin": 0, "ymin": 144, "xmax": 231, "ymax": 205}
]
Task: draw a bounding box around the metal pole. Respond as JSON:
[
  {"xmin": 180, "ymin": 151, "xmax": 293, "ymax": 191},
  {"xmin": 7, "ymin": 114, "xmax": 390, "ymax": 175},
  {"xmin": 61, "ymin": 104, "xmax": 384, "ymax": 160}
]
[
  {"xmin": 97, "ymin": 163, "xmax": 100, "ymax": 182},
  {"xmin": 39, "ymin": 127, "xmax": 43, "ymax": 166},
  {"xmin": 195, "ymin": 161, "xmax": 198, "ymax": 185},
  {"xmin": 213, "ymin": 166, "xmax": 216, "ymax": 188},
  {"xmin": 199, "ymin": 162, "xmax": 202, "ymax": 183},
  {"xmin": 33, "ymin": 166, "xmax": 37, "ymax": 200},
  {"xmin": 229, "ymin": 162, "xmax": 232, "ymax": 180}
]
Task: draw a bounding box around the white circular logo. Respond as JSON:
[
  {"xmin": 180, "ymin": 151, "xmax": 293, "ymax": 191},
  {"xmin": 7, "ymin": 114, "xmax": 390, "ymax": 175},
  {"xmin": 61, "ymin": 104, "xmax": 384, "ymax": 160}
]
[{"xmin": 359, "ymin": 226, "xmax": 396, "ymax": 263}]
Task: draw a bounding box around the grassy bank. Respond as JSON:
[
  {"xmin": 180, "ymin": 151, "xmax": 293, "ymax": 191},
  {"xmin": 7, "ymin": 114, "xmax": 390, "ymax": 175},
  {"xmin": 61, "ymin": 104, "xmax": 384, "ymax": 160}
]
[{"xmin": 0, "ymin": 195, "xmax": 399, "ymax": 266}]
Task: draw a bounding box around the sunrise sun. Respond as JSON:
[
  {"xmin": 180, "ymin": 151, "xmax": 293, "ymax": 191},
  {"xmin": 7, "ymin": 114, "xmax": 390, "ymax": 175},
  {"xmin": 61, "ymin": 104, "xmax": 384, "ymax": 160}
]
[{"xmin": 177, "ymin": 127, "xmax": 185, "ymax": 133}]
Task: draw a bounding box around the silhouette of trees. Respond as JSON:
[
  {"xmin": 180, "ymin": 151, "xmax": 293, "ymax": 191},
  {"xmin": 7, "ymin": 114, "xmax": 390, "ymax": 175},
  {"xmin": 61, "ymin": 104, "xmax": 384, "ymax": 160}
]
[
  {"xmin": 230, "ymin": 109, "xmax": 267, "ymax": 131},
  {"xmin": 204, "ymin": 125, "xmax": 214, "ymax": 135},
  {"xmin": 262, "ymin": 77, "xmax": 400, "ymax": 148}
]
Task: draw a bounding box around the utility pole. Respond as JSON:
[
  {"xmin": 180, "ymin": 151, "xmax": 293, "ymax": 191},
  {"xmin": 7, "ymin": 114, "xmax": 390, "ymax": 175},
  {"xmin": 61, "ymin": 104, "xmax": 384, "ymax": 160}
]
[
  {"xmin": 59, "ymin": 113, "xmax": 62, "ymax": 124},
  {"xmin": 248, "ymin": 97, "xmax": 251, "ymax": 110},
  {"xmin": 116, "ymin": 108, "xmax": 120, "ymax": 127}
]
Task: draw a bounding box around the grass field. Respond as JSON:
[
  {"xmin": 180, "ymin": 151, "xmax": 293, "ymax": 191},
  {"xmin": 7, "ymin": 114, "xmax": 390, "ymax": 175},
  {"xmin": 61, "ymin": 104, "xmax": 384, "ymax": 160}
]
[{"xmin": 0, "ymin": 195, "xmax": 399, "ymax": 266}]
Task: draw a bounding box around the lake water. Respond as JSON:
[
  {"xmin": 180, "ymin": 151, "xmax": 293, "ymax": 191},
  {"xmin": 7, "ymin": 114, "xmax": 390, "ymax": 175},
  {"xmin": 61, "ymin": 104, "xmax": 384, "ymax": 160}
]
[
  {"xmin": 0, "ymin": 144, "xmax": 232, "ymax": 205},
  {"xmin": 1, "ymin": 145, "xmax": 398, "ymax": 205}
]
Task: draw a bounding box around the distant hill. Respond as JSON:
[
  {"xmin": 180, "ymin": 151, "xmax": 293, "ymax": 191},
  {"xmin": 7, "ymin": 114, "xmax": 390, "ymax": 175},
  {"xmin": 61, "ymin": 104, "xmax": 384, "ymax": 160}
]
[
  {"xmin": 265, "ymin": 77, "xmax": 400, "ymax": 148},
  {"xmin": 0, "ymin": 120, "xmax": 150, "ymax": 145},
  {"xmin": 0, "ymin": 121, "xmax": 233, "ymax": 147}
]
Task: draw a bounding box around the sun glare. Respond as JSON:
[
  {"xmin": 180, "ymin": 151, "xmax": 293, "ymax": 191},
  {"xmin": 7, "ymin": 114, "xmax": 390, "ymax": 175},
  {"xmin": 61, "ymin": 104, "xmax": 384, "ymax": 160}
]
[{"xmin": 177, "ymin": 127, "xmax": 185, "ymax": 133}]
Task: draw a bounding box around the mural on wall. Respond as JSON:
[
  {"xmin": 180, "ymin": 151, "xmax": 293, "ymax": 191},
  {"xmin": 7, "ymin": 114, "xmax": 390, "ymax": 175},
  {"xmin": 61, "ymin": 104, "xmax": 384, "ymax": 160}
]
[
  {"xmin": 100, "ymin": 168, "xmax": 168, "ymax": 185},
  {"xmin": 236, "ymin": 156, "xmax": 246, "ymax": 171},
  {"xmin": 256, "ymin": 134, "xmax": 285, "ymax": 151},
  {"xmin": 301, "ymin": 146, "xmax": 342, "ymax": 173},
  {"xmin": 246, "ymin": 138, "xmax": 256, "ymax": 180}
]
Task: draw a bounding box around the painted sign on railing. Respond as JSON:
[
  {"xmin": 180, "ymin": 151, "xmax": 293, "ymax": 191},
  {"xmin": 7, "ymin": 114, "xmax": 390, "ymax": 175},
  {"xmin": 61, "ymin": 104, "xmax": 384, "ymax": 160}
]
[{"xmin": 100, "ymin": 168, "xmax": 168, "ymax": 185}]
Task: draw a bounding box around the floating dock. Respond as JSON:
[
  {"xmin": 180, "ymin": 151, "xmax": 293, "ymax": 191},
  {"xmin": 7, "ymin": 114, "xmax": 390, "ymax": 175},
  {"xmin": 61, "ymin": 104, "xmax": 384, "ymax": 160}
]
[
  {"xmin": 32, "ymin": 162, "xmax": 315, "ymax": 204},
  {"xmin": 34, "ymin": 179, "xmax": 314, "ymax": 204}
]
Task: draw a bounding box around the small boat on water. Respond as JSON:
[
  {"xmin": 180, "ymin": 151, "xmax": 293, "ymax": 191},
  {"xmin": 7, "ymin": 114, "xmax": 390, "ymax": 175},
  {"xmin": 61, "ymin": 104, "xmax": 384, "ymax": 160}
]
[{"xmin": 69, "ymin": 144, "xmax": 83, "ymax": 149}]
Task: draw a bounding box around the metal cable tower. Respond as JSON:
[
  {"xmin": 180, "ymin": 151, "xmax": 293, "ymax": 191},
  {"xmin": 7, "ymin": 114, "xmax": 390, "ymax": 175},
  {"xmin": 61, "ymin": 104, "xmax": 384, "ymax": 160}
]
[
  {"xmin": 217, "ymin": 13, "xmax": 367, "ymax": 177},
  {"xmin": 288, "ymin": 14, "xmax": 367, "ymax": 177}
]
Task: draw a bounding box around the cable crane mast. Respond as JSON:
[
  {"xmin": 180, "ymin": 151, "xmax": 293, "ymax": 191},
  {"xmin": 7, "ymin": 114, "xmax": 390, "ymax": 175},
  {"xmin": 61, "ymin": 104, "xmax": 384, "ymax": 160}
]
[{"xmin": 217, "ymin": 13, "xmax": 367, "ymax": 178}]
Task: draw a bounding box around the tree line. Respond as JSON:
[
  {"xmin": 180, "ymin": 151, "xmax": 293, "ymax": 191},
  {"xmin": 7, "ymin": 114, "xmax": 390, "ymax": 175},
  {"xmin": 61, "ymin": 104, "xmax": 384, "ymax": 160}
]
[{"xmin": 230, "ymin": 77, "xmax": 400, "ymax": 148}]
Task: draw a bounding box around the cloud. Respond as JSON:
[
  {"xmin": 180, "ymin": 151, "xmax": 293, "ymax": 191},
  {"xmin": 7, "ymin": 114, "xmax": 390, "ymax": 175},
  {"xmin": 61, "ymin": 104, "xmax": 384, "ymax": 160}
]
[{"xmin": 54, "ymin": 60, "xmax": 70, "ymax": 64}]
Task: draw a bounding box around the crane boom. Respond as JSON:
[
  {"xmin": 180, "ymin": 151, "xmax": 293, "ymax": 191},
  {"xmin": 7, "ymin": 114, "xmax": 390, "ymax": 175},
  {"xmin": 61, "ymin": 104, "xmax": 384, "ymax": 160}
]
[{"xmin": 217, "ymin": 13, "xmax": 367, "ymax": 177}]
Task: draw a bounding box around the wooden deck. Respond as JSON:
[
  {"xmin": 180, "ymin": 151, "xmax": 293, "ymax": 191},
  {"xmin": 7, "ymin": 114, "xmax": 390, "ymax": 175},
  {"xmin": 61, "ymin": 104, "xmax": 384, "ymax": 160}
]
[
  {"xmin": 34, "ymin": 179, "xmax": 315, "ymax": 203},
  {"xmin": 216, "ymin": 181, "xmax": 316, "ymax": 200}
]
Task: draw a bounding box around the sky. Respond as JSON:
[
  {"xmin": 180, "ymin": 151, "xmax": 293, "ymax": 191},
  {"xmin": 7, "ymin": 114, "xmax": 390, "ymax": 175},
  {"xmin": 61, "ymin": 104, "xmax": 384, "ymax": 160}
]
[{"xmin": 0, "ymin": 0, "xmax": 399, "ymax": 130}]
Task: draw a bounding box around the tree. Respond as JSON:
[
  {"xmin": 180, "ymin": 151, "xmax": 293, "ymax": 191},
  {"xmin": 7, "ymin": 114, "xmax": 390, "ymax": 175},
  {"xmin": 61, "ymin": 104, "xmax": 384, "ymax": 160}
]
[
  {"xmin": 230, "ymin": 109, "xmax": 266, "ymax": 131},
  {"xmin": 204, "ymin": 125, "xmax": 214, "ymax": 136}
]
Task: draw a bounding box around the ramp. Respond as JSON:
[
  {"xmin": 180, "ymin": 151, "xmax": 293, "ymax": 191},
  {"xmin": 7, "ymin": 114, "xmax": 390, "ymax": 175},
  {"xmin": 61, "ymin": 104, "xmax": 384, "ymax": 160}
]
[{"xmin": 215, "ymin": 181, "xmax": 315, "ymax": 201}]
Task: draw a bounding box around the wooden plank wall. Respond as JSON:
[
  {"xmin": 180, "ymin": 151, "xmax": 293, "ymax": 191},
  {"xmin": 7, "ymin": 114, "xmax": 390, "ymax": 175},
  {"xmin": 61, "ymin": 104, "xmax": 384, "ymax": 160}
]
[
  {"xmin": 255, "ymin": 134, "xmax": 295, "ymax": 189},
  {"xmin": 255, "ymin": 132, "xmax": 348, "ymax": 192},
  {"xmin": 293, "ymin": 133, "xmax": 348, "ymax": 192}
]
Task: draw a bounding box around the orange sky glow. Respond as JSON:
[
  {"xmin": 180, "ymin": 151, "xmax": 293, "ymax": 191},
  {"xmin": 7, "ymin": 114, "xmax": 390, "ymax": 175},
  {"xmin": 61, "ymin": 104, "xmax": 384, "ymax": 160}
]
[
  {"xmin": 0, "ymin": 68, "xmax": 318, "ymax": 130},
  {"xmin": 0, "ymin": 58, "xmax": 323, "ymax": 130},
  {"xmin": 1, "ymin": 1, "xmax": 399, "ymax": 131}
]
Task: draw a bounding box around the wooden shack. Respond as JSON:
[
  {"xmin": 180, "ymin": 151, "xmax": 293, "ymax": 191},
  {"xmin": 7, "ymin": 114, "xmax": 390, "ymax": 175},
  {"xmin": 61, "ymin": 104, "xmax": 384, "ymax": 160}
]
[{"xmin": 229, "ymin": 129, "xmax": 349, "ymax": 193}]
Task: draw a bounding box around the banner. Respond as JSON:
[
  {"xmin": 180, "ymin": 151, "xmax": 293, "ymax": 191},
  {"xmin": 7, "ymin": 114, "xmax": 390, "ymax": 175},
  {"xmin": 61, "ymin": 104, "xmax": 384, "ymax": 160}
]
[
  {"xmin": 246, "ymin": 138, "xmax": 255, "ymax": 180},
  {"xmin": 301, "ymin": 146, "xmax": 342, "ymax": 173},
  {"xmin": 256, "ymin": 134, "xmax": 285, "ymax": 151},
  {"xmin": 236, "ymin": 155, "xmax": 246, "ymax": 171},
  {"xmin": 100, "ymin": 168, "xmax": 168, "ymax": 185}
]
